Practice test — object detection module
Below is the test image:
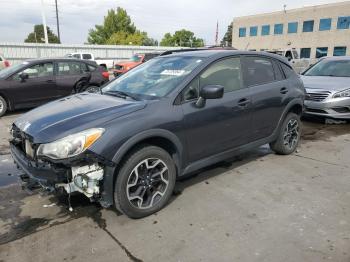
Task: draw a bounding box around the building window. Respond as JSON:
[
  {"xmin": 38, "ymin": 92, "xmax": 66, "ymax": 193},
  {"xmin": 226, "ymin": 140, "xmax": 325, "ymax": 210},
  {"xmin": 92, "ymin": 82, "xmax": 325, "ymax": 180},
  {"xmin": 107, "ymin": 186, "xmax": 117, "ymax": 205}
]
[
  {"xmin": 337, "ymin": 16, "xmax": 350, "ymax": 29},
  {"xmin": 333, "ymin": 46, "xmax": 347, "ymax": 56},
  {"xmin": 261, "ymin": 25, "xmax": 270, "ymax": 36},
  {"xmin": 250, "ymin": 26, "xmax": 258, "ymax": 36},
  {"xmin": 239, "ymin": 27, "xmax": 246, "ymax": 37},
  {"xmin": 316, "ymin": 47, "xmax": 328, "ymax": 58},
  {"xmin": 300, "ymin": 48, "xmax": 311, "ymax": 59},
  {"xmin": 274, "ymin": 24, "xmax": 283, "ymax": 35},
  {"xmin": 319, "ymin": 18, "xmax": 332, "ymax": 31},
  {"xmin": 288, "ymin": 22, "xmax": 298, "ymax": 33},
  {"xmin": 303, "ymin": 20, "xmax": 314, "ymax": 32}
]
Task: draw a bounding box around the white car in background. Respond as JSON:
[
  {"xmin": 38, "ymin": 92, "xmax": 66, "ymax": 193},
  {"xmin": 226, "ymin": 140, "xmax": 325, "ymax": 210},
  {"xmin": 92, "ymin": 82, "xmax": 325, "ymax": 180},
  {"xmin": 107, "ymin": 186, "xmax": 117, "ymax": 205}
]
[
  {"xmin": 65, "ymin": 52, "xmax": 114, "ymax": 70},
  {"xmin": 0, "ymin": 54, "xmax": 10, "ymax": 70}
]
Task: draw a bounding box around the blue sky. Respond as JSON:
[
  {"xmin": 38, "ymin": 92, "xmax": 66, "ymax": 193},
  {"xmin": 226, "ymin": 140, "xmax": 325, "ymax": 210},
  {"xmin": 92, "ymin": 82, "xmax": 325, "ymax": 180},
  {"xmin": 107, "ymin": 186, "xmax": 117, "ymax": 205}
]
[{"xmin": 0, "ymin": 0, "xmax": 345, "ymax": 45}]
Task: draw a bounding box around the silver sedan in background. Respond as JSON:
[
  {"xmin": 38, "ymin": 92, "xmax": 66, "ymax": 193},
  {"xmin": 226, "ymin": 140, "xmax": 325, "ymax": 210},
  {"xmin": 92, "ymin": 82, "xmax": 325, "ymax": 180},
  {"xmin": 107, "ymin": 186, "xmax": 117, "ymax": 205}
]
[{"xmin": 301, "ymin": 57, "xmax": 350, "ymax": 119}]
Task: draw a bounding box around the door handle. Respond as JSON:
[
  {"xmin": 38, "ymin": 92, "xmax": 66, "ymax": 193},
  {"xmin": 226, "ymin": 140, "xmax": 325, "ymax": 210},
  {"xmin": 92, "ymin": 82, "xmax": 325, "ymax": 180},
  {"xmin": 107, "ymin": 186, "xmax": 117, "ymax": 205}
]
[
  {"xmin": 237, "ymin": 98, "xmax": 250, "ymax": 107},
  {"xmin": 280, "ymin": 87, "xmax": 288, "ymax": 94}
]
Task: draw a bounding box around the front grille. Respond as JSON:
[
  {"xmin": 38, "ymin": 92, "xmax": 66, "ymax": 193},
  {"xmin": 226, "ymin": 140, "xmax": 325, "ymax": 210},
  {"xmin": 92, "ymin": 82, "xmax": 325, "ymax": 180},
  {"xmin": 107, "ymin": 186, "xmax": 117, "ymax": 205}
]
[
  {"xmin": 11, "ymin": 124, "xmax": 35, "ymax": 159},
  {"xmin": 305, "ymin": 91, "xmax": 331, "ymax": 102}
]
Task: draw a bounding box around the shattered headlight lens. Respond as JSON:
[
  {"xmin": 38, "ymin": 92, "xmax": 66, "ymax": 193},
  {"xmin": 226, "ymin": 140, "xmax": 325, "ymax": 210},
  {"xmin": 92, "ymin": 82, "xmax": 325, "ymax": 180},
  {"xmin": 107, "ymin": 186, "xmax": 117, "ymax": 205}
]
[
  {"xmin": 333, "ymin": 88, "xmax": 350, "ymax": 98},
  {"xmin": 37, "ymin": 128, "xmax": 104, "ymax": 160}
]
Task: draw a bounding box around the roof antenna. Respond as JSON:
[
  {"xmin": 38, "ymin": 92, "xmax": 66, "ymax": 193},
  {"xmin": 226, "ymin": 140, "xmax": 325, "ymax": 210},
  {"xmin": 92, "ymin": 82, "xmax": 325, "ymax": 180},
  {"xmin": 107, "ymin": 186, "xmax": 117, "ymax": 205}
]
[{"xmin": 283, "ymin": 4, "xmax": 287, "ymax": 13}]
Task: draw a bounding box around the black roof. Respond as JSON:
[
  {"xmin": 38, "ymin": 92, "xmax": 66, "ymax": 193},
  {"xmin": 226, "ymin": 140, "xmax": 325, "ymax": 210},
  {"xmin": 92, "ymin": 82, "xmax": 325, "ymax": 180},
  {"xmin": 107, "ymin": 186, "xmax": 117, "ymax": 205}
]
[{"xmin": 23, "ymin": 57, "xmax": 97, "ymax": 65}]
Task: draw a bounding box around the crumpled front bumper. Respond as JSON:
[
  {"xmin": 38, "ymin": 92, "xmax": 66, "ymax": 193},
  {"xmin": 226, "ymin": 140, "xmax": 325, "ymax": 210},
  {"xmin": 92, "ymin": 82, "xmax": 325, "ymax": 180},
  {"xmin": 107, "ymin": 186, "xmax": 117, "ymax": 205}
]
[{"xmin": 304, "ymin": 97, "xmax": 350, "ymax": 119}]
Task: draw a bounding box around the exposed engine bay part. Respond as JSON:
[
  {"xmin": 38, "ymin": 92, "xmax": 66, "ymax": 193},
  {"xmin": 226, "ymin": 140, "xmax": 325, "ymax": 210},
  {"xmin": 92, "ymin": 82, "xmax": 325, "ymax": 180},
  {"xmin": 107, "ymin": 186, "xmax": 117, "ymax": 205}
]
[{"xmin": 57, "ymin": 164, "xmax": 104, "ymax": 198}]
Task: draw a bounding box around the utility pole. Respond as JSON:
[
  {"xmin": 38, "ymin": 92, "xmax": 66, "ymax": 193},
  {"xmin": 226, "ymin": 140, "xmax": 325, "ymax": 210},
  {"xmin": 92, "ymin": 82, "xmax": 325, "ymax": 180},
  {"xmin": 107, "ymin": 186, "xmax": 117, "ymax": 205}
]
[
  {"xmin": 55, "ymin": 0, "xmax": 61, "ymax": 43},
  {"xmin": 40, "ymin": 0, "xmax": 49, "ymax": 44}
]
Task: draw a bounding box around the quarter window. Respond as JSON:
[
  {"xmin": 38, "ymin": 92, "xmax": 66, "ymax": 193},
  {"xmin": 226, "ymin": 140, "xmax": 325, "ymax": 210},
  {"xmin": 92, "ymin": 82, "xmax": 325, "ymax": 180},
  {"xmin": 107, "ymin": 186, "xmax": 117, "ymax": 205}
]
[
  {"xmin": 303, "ymin": 20, "xmax": 314, "ymax": 32},
  {"xmin": 333, "ymin": 46, "xmax": 347, "ymax": 56},
  {"xmin": 199, "ymin": 57, "xmax": 243, "ymax": 93},
  {"xmin": 274, "ymin": 24, "xmax": 283, "ymax": 35},
  {"xmin": 288, "ymin": 22, "xmax": 298, "ymax": 33},
  {"xmin": 58, "ymin": 62, "xmax": 84, "ymax": 75},
  {"xmin": 300, "ymin": 48, "xmax": 311, "ymax": 59},
  {"xmin": 261, "ymin": 25, "xmax": 270, "ymax": 36},
  {"xmin": 316, "ymin": 47, "xmax": 328, "ymax": 58},
  {"xmin": 280, "ymin": 63, "xmax": 295, "ymax": 78},
  {"xmin": 337, "ymin": 16, "xmax": 350, "ymax": 29},
  {"xmin": 243, "ymin": 56, "xmax": 275, "ymax": 86},
  {"xmin": 16, "ymin": 63, "xmax": 53, "ymax": 79},
  {"xmin": 250, "ymin": 26, "xmax": 258, "ymax": 36},
  {"xmin": 319, "ymin": 18, "xmax": 332, "ymax": 31},
  {"xmin": 239, "ymin": 28, "xmax": 246, "ymax": 37}
]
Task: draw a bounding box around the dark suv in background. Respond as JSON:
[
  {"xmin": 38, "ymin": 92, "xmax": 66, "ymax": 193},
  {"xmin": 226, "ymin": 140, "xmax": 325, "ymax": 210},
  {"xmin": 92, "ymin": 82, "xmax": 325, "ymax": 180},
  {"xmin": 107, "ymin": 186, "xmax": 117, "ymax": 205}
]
[
  {"xmin": 0, "ymin": 58, "xmax": 109, "ymax": 116},
  {"xmin": 10, "ymin": 51, "xmax": 305, "ymax": 218}
]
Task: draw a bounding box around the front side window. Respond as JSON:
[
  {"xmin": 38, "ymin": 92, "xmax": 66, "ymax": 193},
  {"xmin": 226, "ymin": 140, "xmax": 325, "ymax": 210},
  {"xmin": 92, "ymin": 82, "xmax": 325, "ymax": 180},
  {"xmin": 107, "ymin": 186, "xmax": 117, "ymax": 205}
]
[
  {"xmin": 274, "ymin": 24, "xmax": 283, "ymax": 35},
  {"xmin": 300, "ymin": 48, "xmax": 311, "ymax": 59},
  {"xmin": 82, "ymin": 54, "xmax": 92, "ymax": 60},
  {"xmin": 316, "ymin": 47, "xmax": 328, "ymax": 58},
  {"xmin": 243, "ymin": 56, "xmax": 275, "ymax": 86},
  {"xmin": 337, "ymin": 16, "xmax": 350, "ymax": 29},
  {"xmin": 288, "ymin": 22, "xmax": 298, "ymax": 33},
  {"xmin": 199, "ymin": 57, "xmax": 242, "ymax": 93},
  {"xmin": 130, "ymin": 55, "xmax": 143, "ymax": 62},
  {"xmin": 103, "ymin": 56, "xmax": 205, "ymax": 99},
  {"xmin": 261, "ymin": 25, "xmax": 270, "ymax": 36},
  {"xmin": 303, "ymin": 20, "xmax": 314, "ymax": 32},
  {"xmin": 73, "ymin": 54, "xmax": 81, "ymax": 59},
  {"xmin": 250, "ymin": 26, "xmax": 258, "ymax": 36},
  {"xmin": 239, "ymin": 27, "xmax": 246, "ymax": 37},
  {"xmin": 319, "ymin": 18, "xmax": 332, "ymax": 31},
  {"xmin": 304, "ymin": 59, "xmax": 350, "ymax": 77},
  {"xmin": 16, "ymin": 63, "xmax": 53, "ymax": 79},
  {"xmin": 333, "ymin": 46, "xmax": 347, "ymax": 56}
]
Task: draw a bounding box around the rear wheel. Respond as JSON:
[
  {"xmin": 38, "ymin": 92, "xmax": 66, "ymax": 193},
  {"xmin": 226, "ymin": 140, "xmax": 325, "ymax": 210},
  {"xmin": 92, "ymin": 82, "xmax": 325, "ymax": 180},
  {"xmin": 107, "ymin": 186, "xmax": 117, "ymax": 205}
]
[
  {"xmin": 114, "ymin": 145, "xmax": 176, "ymax": 218},
  {"xmin": 270, "ymin": 112, "xmax": 301, "ymax": 155},
  {"xmin": 0, "ymin": 96, "xmax": 7, "ymax": 117},
  {"xmin": 85, "ymin": 85, "xmax": 100, "ymax": 93}
]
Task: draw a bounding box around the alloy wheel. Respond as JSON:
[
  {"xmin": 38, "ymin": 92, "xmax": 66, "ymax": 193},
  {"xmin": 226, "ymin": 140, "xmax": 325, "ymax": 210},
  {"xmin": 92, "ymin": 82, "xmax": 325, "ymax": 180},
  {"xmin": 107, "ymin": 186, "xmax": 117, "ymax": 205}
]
[
  {"xmin": 283, "ymin": 119, "xmax": 299, "ymax": 150},
  {"xmin": 126, "ymin": 158, "xmax": 169, "ymax": 209}
]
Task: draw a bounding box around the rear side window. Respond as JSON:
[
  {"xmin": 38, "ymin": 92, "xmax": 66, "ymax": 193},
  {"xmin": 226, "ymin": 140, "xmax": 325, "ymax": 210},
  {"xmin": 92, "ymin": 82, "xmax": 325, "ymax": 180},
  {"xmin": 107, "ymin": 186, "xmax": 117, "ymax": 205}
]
[
  {"xmin": 200, "ymin": 57, "xmax": 243, "ymax": 93},
  {"xmin": 72, "ymin": 54, "xmax": 81, "ymax": 59},
  {"xmin": 243, "ymin": 56, "xmax": 275, "ymax": 86},
  {"xmin": 82, "ymin": 54, "xmax": 92, "ymax": 60},
  {"xmin": 272, "ymin": 60, "xmax": 285, "ymax": 81},
  {"xmin": 280, "ymin": 63, "xmax": 295, "ymax": 78},
  {"xmin": 57, "ymin": 62, "xmax": 84, "ymax": 76}
]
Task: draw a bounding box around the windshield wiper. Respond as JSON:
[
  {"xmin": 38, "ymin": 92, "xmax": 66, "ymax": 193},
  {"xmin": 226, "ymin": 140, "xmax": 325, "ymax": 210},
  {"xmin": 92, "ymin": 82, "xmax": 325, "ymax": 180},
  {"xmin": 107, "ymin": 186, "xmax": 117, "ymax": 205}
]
[{"xmin": 103, "ymin": 90, "xmax": 139, "ymax": 100}]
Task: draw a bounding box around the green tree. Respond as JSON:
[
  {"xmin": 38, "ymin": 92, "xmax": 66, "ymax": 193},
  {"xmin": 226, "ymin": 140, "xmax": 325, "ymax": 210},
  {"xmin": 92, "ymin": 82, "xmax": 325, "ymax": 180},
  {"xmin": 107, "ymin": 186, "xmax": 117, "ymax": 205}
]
[
  {"xmin": 88, "ymin": 7, "xmax": 136, "ymax": 44},
  {"xmin": 160, "ymin": 29, "xmax": 204, "ymax": 47},
  {"xmin": 221, "ymin": 23, "xmax": 233, "ymax": 46},
  {"xmin": 106, "ymin": 31, "xmax": 157, "ymax": 46},
  {"xmin": 24, "ymin": 24, "xmax": 60, "ymax": 44}
]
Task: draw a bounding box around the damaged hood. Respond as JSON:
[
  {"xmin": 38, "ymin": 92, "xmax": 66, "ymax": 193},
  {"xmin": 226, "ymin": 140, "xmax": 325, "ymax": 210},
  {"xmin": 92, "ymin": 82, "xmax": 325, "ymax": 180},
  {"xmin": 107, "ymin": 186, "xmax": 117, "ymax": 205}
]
[
  {"xmin": 301, "ymin": 75, "xmax": 350, "ymax": 92},
  {"xmin": 14, "ymin": 93, "xmax": 146, "ymax": 143}
]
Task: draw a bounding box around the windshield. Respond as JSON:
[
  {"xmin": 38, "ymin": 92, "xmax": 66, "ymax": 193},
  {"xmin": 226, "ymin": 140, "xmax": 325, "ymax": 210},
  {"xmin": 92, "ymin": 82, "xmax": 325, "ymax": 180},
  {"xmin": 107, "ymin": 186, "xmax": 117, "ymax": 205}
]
[
  {"xmin": 130, "ymin": 55, "xmax": 143, "ymax": 62},
  {"xmin": 102, "ymin": 56, "xmax": 205, "ymax": 99},
  {"xmin": 0, "ymin": 63, "xmax": 25, "ymax": 79},
  {"xmin": 304, "ymin": 59, "xmax": 350, "ymax": 77}
]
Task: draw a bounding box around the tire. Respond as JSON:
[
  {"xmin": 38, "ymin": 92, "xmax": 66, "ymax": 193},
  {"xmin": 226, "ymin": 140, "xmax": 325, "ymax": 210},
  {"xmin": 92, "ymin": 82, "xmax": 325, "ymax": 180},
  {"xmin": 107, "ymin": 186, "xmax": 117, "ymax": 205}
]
[
  {"xmin": 270, "ymin": 112, "xmax": 301, "ymax": 155},
  {"xmin": 0, "ymin": 96, "xmax": 7, "ymax": 117},
  {"xmin": 114, "ymin": 145, "xmax": 176, "ymax": 218},
  {"xmin": 85, "ymin": 85, "xmax": 100, "ymax": 93},
  {"xmin": 74, "ymin": 81, "xmax": 88, "ymax": 93}
]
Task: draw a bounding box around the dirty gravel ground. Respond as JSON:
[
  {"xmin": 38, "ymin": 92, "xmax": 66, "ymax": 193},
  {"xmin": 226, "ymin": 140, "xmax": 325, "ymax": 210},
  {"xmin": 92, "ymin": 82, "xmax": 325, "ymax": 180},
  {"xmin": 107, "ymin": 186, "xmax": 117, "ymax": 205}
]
[{"xmin": 0, "ymin": 112, "xmax": 349, "ymax": 262}]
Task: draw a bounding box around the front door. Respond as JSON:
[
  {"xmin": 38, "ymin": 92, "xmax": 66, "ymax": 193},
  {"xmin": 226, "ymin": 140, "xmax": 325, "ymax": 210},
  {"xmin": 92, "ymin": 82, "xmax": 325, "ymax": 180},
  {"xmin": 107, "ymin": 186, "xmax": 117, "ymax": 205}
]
[
  {"xmin": 181, "ymin": 56, "xmax": 252, "ymax": 163},
  {"xmin": 10, "ymin": 62, "xmax": 57, "ymax": 108}
]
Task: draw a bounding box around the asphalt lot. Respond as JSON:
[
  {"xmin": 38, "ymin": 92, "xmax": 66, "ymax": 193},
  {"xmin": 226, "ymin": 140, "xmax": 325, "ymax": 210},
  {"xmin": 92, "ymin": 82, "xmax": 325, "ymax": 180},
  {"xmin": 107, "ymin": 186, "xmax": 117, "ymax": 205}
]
[{"xmin": 0, "ymin": 111, "xmax": 349, "ymax": 262}]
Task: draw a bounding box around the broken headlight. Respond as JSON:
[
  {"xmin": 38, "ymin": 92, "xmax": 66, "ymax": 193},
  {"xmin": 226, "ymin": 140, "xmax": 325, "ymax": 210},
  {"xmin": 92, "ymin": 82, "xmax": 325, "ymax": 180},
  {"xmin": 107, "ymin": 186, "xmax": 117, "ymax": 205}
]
[{"xmin": 37, "ymin": 128, "xmax": 104, "ymax": 160}]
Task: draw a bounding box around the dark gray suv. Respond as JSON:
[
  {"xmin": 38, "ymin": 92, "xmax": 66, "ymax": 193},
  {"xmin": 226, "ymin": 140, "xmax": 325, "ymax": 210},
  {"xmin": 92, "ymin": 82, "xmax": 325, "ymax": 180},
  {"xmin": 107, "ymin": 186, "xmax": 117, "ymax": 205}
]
[{"xmin": 10, "ymin": 50, "xmax": 305, "ymax": 218}]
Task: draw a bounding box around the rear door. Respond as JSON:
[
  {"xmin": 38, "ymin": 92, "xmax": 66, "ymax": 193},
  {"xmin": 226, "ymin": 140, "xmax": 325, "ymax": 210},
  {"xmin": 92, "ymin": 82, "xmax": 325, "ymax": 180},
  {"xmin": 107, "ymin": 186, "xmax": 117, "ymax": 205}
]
[
  {"xmin": 181, "ymin": 56, "xmax": 253, "ymax": 163},
  {"xmin": 9, "ymin": 62, "xmax": 57, "ymax": 107},
  {"xmin": 55, "ymin": 61, "xmax": 90, "ymax": 95},
  {"xmin": 242, "ymin": 56, "xmax": 288, "ymax": 140}
]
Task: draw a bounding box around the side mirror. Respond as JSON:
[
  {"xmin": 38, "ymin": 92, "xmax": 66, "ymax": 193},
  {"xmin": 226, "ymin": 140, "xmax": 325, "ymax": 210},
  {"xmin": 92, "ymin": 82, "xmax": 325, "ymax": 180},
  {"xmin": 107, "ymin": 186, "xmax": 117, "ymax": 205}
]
[
  {"xmin": 19, "ymin": 73, "xmax": 29, "ymax": 81},
  {"xmin": 195, "ymin": 85, "xmax": 224, "ymax": 108}
]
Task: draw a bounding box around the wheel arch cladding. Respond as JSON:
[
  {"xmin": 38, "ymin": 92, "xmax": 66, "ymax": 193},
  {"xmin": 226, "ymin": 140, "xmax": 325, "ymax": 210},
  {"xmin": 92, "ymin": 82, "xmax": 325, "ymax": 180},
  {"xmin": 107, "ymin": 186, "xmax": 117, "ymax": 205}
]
[{"xmin": 288, "ymin": 103, "xmax": 303, "ymax": 116}]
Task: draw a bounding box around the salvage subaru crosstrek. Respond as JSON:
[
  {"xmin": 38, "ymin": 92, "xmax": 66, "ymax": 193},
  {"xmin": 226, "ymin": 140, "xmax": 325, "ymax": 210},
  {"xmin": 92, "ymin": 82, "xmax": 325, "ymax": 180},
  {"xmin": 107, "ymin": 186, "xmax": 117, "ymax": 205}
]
[{"xmin": 10, "ymin": 50, "xmax": 305, "ymax": 218}]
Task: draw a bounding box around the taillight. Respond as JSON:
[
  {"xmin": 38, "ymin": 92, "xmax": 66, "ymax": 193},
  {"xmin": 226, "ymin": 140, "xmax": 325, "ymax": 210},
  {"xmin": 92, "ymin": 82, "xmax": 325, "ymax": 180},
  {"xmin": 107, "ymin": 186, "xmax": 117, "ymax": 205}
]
[
  {"xmin": 4, "ymin": 60, "xmax": 10, "ymax": 67},
  {"xmin": 102, "ymin": 71, "xmax": 109, "ymax": 79}
]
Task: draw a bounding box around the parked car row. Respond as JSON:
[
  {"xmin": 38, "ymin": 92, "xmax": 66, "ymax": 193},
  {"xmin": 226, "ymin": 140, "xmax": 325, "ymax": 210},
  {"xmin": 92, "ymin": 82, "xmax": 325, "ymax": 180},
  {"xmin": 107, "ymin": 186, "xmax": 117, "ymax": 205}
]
[{"xmin": 0, "ymin": 58, "xmax": 109, "ymax": 116}]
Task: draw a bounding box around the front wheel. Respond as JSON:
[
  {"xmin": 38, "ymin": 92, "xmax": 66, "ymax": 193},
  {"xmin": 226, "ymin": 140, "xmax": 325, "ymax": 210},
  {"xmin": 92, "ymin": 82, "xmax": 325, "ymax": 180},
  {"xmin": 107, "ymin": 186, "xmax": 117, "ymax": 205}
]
[
  {"xmin": 270, "ymin": 112, "xmax": 301, "ymax": 155},
  {"xmin": 114, "ymin": 145, "xmax": 176, "ymax": 218},
  {"xmin": 0, "ymin": 96, "xmax": 8, "ymax": 117}
]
